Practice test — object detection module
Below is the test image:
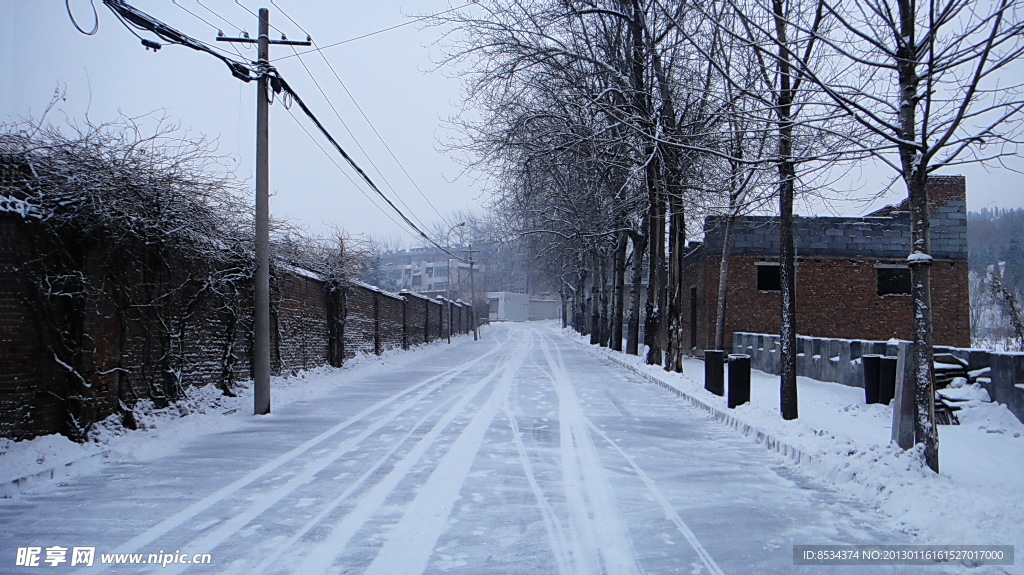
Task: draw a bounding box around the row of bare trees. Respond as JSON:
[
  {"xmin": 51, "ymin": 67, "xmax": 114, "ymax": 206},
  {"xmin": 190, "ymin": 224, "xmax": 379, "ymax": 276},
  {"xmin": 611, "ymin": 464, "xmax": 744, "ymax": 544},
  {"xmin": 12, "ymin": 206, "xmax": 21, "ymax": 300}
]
[{"xmin": 433, "ymin": 0, "xmax": 1024, "ymax": 472}]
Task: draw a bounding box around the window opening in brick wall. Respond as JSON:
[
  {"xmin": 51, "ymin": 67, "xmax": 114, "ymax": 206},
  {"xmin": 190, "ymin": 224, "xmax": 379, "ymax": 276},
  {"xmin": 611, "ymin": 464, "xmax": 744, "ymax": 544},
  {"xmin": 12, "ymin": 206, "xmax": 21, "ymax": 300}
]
[
  {"xmin": 756, "ymin": 263, "xmax": 781, "ymax": 291},
  {"xmin": 877, "ymin": 266, "xmax": 911, "ymax": 296}
]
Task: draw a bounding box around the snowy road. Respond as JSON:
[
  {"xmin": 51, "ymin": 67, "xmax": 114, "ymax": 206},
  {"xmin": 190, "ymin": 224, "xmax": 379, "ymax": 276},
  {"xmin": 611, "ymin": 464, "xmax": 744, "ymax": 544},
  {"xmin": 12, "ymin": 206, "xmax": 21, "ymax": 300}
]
[{"xmin": 1, "ymin": 322, "xmax": 910, "ymax": 574}]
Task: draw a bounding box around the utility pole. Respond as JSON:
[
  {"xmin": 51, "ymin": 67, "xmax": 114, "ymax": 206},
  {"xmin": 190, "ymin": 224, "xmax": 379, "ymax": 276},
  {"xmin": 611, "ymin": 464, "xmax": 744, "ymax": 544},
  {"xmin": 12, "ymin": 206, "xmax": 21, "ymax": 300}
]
[
  {"xmin": 219, "ymin": 9, "xmax": 309, "ymax": 415},
  {"xmin": 465, "ymin": 245, "xmax": 480, "ymax": 341},
  {"xmin": 445, "ymin": 222, "xmax": 465, "ymax": 343}
]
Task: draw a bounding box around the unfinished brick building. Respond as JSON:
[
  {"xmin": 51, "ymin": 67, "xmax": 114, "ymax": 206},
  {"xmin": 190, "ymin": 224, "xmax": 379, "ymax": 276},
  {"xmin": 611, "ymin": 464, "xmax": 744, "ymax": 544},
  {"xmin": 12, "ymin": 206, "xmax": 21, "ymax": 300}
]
[{"xmin": 683, "ymin": 176, "xmax": 970, "ymax": 352}]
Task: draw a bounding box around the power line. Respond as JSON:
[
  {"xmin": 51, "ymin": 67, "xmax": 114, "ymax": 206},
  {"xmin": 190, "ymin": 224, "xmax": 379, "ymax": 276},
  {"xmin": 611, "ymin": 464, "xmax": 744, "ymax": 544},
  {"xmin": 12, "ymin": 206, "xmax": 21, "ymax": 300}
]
[
  {"xmin": 195, "ymin": 0, "xmax": 246, "ymax": 34},
  {"xmin": 284, "ymin": 44, "xmax": 435, "ymax": 234},
  {"xmin": 271, "ymin": 0, "xmax": 453, "ymax": 224},
  {"xmin": 96, "ymin": 0, "xmax": 461, "ymax": 258},
  {"xmin": 170, "ymin": 0, "xmax": 249, "ymax": 60},
  {"xmin": 102, "ymin": 0, "xmax": 255, "ymax": 82},
  {"xmin": 282, "ymin": 103, "xmax": 425, "ymax": 243},
  {"xmin": 269, "ymin": 72, "xmax": 462, "ymax": 259},
  {"xmin": 230, "ymin": 0, "xmax": 291, "ymax": 38},
  {"xmin": 272, "ymin": 2, "xmax": 478, "ymax": 63},
  {"xmin": 66, "ymin": 0, "xmax": 99, "ymax": 35}
]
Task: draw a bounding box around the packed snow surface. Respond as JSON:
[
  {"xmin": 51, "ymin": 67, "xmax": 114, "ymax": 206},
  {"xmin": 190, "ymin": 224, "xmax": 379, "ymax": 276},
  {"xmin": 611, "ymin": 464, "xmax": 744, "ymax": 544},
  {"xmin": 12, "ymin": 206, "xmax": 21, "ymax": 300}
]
[{"xmin": 1, "ymin": 322, "xmax": 1021, "ymax": 574}]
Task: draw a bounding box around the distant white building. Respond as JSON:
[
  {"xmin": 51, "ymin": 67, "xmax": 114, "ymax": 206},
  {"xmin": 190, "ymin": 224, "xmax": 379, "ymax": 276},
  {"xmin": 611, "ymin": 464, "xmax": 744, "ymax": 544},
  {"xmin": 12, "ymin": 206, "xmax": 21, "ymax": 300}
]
[
  {"xmin": 487, "ymin": 292, "xmax": 560, "ymax": 322},
  {"xmin": 488, "ymin": 292, "xmax": 529, "ymax": 322}
]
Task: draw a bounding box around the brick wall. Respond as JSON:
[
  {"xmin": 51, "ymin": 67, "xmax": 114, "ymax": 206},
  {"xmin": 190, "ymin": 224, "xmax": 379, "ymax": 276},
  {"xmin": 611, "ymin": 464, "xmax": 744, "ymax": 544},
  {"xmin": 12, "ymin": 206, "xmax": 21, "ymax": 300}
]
[
  {"xmin": 0, "ymin": 220, "xmax": 472, "ymax": 440},
  {"xmin": 378, "ymin": 290, "xmax": 406, "ymax": 352},
  {"xmin": 427, "ymin": 298, "xmax": 443, "ymax": 341},
  {"xmin": 274, "ymin": 269, "xmax": 330, "ymax": 374},
  {"xmin": 402, "ymin": 292, "xmax": 429, "ymax": 347},
  {"xmin": 695, "ymin": 256, "xmax": 970, "ymax": 349},
  {"xmin": 0, "ymin": 215, "xmax": 62, "ymax": 438},
  {"xmin": 686, "ymin": 176, "xmax": 970, "ymax": 352}
]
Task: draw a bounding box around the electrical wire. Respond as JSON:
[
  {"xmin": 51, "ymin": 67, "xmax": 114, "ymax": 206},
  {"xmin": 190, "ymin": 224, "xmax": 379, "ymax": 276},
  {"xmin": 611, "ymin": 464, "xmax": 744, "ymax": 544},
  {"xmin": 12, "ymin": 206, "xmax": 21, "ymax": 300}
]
[
  {"xmin": 196, "ymin": 0, "xmax": 246, "ymax": 33},
  {"xmin": 270, "ymin": 72, "xmax": 462, "ymax": 259},
  {"xmin": 272, "ymin": 1, "xmax": 478, "ymax": 62},
  {"xmin": 67, "ymin": 0, "xmax": 99, "ymax": 35},
  {"xmin": 283, "ymin": 104, "xmax": 420, "ymax": 240},
  {"xmin": 231, "ymin": 0, "xmax": 290, "ymax": 38},
  {"xmin": 102, "ymin": 0, "xmax": 255, "ymax": 82},
  {"xmin": 285, "ymin": 44, "xmax": 434, "ymax": 234},
  {"xmin": 272, "ymin": 0, "xmax": 450, "ymax": 226},
  {"xmin": 170, "ymin": 0, "xmax": 249, "ymax": 61},
  {"xmin": 93, "ymin": 0, "xmax": 459, "ymax": 257}
]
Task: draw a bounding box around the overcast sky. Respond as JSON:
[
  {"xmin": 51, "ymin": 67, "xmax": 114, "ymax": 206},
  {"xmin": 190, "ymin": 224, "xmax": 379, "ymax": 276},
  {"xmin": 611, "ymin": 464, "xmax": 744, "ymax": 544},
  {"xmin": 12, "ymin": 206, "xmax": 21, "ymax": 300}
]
[
  {"xmin": 3, "ymin": 0, "xmax": 1023, "ymax": 246},
  {"xmin": 3, "ymin": 0, "xmax": 484, "ymax": 245}
]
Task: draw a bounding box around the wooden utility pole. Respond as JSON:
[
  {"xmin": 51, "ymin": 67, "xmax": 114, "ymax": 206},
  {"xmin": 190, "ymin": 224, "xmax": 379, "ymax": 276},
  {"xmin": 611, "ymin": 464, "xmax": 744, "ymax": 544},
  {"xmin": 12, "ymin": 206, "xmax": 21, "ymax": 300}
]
[
  {"xmin": 465, "ymin": 245, "xmax": 480, "ymax": 340},
  {"xmin": 218, "ymin": 9, "xmax": 309, "ymax": 415}
]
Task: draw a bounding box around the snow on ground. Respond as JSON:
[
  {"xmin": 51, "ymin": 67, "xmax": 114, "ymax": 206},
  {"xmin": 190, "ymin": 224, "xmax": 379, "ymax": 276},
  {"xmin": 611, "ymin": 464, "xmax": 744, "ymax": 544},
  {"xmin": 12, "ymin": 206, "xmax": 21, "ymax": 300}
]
[
  {"xmin": 574, "ymin": 332, "xmax": 1024, "ymax": 567},
  {"xmin": 1, "ymin": 339, "xmax": 459, "ymax": 494},
  {"xmin": 0, "ymin": 322, "xmax": 1021, "ymax": 574}
]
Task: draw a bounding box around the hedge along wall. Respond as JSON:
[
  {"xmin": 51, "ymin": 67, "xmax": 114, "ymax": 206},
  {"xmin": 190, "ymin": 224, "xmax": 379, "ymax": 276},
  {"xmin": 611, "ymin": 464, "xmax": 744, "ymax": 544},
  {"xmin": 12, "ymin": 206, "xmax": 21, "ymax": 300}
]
[{"xmin": 0, "ymin": 230, "xmax": 471, "ymax": 441}]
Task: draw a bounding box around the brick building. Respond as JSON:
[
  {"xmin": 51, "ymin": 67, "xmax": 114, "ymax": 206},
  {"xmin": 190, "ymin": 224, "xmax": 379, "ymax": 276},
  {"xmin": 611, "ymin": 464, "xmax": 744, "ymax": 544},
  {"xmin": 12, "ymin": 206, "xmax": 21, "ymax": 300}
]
[{"xmin": 683, "ymin": 176, "xmax": 970, "ymax": 352}]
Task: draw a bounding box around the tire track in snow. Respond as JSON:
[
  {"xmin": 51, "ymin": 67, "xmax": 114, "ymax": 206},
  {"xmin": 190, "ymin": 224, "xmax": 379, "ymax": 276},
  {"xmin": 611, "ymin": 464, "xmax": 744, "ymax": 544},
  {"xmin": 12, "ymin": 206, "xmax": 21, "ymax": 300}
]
[
  {"xmin": 539, "ymin": 330, "xmax": 642, "ymax": 575},
  {"xmin": 360, "ymin": 331, "xmax": 533, "ymax": 575},
  {"xmin": 292, "ymin": 333, "xmax": 531, "ymax": 575},
  {"xmin": 586, "ymin": 419, "xmax": 725, "ymax": 575},
  {"xmin": 85, "ymin": 335, "xmax": 511, "ymax": 575},
  {"xmin": 503, "ymin": 404, "xmax": 573, "ymax": 575},
  {"xmin": 244, "ymin": 383, "xmax": 471, "ymax": 574},
  {"xmin": 545, "ymin": 326, "xmax": 724, "ymax": 575}
]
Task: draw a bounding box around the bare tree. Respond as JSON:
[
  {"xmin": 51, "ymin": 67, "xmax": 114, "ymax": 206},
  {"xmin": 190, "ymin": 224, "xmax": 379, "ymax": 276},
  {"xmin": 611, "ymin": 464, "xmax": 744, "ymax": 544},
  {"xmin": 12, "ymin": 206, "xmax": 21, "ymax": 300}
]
[{"xmin": 788, "ymin": 0, "xmax": 1024, "ymax": 471}]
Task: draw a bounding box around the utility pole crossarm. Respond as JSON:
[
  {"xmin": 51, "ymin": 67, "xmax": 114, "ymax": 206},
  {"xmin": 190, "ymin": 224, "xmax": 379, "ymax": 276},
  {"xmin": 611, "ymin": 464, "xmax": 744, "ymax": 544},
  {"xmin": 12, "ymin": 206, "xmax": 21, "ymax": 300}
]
[{"xmin": 216, "ymin": 36, "xmax": 312, "ymax": 46}]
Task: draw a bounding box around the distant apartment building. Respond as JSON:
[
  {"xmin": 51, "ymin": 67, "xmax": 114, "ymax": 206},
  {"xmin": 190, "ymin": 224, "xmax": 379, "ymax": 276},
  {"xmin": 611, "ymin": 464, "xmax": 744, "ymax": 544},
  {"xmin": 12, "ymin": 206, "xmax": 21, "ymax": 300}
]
[{"xmin": 377, "ymin": 246, "xmax": 484, "ymax": 299}]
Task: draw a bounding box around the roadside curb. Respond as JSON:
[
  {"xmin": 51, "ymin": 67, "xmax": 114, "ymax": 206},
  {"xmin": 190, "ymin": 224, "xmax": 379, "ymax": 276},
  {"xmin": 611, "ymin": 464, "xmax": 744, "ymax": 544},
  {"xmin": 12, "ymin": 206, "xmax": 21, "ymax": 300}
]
[
  {"xmin": 571, "ymin": 339, "xmax": 816, "ymax": 466},
  {"xmin": 1, "ymin": 450, "xmax": 110, "ymax": 498}
]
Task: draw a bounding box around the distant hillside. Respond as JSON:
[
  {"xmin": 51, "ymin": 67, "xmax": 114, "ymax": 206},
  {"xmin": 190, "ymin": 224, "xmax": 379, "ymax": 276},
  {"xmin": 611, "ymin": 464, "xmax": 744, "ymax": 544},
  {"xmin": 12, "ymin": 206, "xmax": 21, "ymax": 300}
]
[
  {"xmin": 968, "ymin": 208, "xmax": 1024, "ymax": 349},
  {"xmin": 969, "ymin": 208, "xmax": 1024, "ymax": 285}
]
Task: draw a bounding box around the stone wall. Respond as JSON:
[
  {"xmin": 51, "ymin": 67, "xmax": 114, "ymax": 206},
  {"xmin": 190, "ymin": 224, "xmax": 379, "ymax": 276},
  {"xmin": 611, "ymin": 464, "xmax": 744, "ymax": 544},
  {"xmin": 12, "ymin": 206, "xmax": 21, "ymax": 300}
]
[{"xmin": 734, "ymin": 332, "xmax": 1024, "ymax": 424}]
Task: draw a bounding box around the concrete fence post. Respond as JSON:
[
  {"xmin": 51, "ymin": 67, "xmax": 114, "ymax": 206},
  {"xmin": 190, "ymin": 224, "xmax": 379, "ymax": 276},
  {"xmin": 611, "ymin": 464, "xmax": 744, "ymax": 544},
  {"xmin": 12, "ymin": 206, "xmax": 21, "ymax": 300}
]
[
  {"xmin": 863, "ymin": 354, "xmax": 882, "ymax": 404},
  {"xmin": 891, "ymin": 342, "xmax": 916, "ymax": 449},
  {"xmin": 879, "ymin": 356, "xmax": 898, "ymax": 405},
  {"xmin": 728, "ymin": 354, "xmax": 751, "ymax": 408},
  {"xmin": 704, "ymin": 350, "xmax": 725, "ymax": 396}
]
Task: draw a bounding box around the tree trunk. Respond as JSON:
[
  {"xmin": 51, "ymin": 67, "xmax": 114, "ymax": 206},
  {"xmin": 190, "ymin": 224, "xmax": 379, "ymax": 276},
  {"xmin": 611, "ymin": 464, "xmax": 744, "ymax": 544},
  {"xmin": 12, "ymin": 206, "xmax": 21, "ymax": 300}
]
[
  {"xmin": 774, "ymin": 0, "xmax": 799, "ymax": 421},
  {"xmin": 611, "ymin": 230, "xmax": 628, "ymax": 351},
  {"xmin": 645, "ymin": 174, "xmax": 665, "ymax": 365},
  {"xmin": 627, "ymin": 228, "xmax": 647, "ymax": 355},
  {"xmin": 665, "ymin": 204, "xmax": 687, "ymax": 372},
  {"xmin": 590, "ymin": 252, "xmax": 601, "ymax": 344},
  {"xmin": 714, "ymin": 214, "xmax": 738, "ymax": 350},
  {"xmin": 896, "ymin": 0, "xmax": 938, "ymax": 473}
]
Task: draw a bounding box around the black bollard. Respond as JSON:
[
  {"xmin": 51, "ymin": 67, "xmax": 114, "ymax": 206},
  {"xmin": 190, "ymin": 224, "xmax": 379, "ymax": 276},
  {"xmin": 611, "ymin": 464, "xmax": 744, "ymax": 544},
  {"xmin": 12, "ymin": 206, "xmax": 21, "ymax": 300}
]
[
  {"xmin": 704, "ymin": 350, "xmax": 725, "ymax": 397},
  {"xmin": 879, "ymin": 356, "xmax": 898, "ymax": 405},
  {"xmin": 862, "ymin": 354, "xmax": 882, "ymax": 404},
  {"xmin": 727, "ymin": 354, "xmax": 751, "ymax": 408}
]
